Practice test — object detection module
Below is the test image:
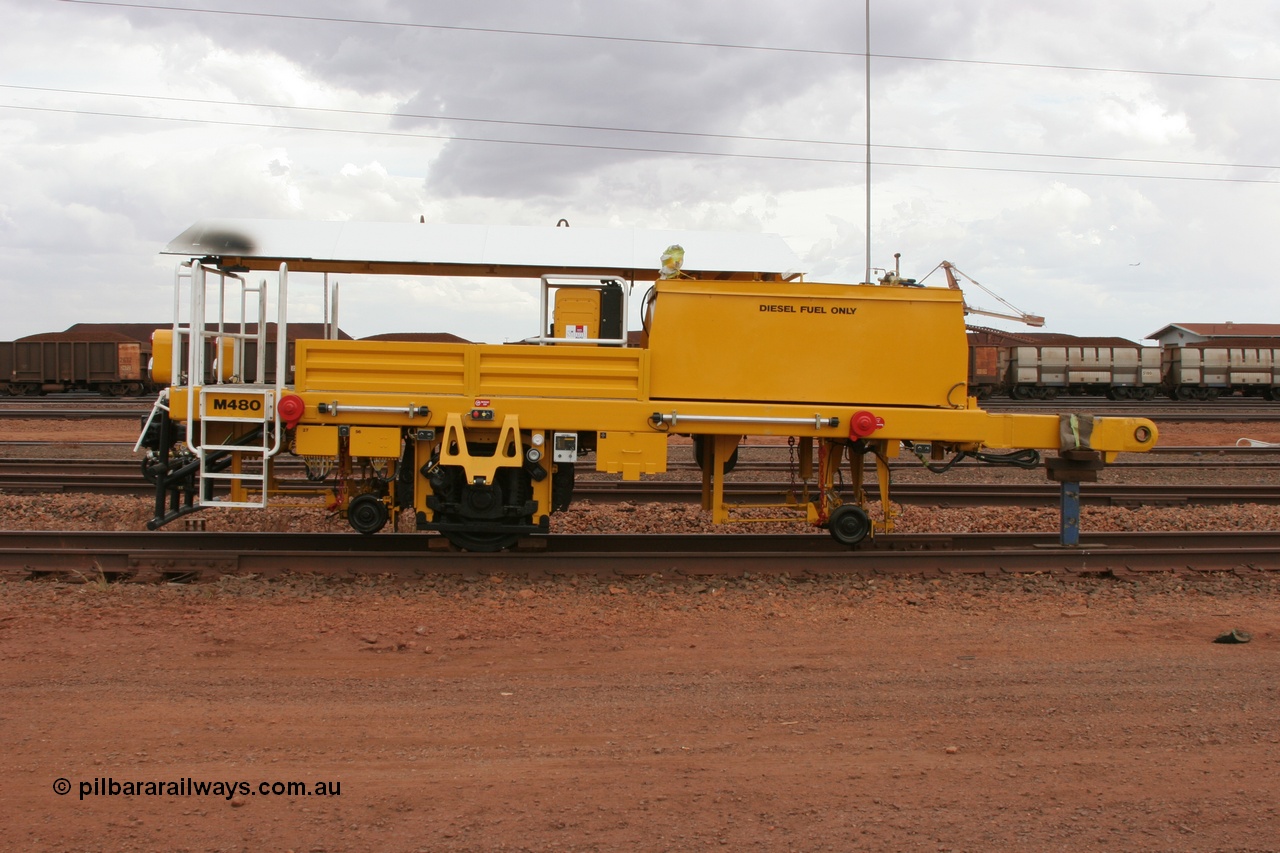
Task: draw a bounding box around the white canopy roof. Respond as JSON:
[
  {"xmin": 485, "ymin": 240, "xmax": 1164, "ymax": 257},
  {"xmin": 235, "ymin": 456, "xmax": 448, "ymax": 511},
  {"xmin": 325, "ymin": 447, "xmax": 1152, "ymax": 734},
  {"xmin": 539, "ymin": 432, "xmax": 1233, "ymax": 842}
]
[{"xmin": 163, "ymin": 219, "xmax": 804, "ymax": 280}]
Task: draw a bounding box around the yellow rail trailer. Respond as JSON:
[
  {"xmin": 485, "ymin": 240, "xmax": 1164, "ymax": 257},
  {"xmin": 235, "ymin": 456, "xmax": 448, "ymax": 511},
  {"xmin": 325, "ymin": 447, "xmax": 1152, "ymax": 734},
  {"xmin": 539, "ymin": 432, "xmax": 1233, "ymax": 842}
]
[{"xmin": 138, "ymin": 220, "xmax": 1157, "ymax": 550}]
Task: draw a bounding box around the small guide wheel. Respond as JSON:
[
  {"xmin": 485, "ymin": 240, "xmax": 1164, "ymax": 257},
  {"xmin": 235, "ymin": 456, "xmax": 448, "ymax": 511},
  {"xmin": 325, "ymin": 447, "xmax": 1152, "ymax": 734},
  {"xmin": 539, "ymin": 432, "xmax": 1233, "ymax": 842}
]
[
  {"xmin": 347, "ymin": 494, "xmax": 389, "ymax": 535},
  {"xmin": 827, "ymin": 504, "xmax": 871, "ymax": 547}
]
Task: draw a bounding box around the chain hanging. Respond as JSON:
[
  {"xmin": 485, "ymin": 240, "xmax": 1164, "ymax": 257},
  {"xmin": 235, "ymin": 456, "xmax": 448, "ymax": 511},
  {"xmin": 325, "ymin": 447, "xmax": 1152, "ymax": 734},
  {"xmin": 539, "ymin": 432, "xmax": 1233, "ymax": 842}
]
[{"xmin": 786, "ymin": 436, "xmax": 798, "ymax": 501}]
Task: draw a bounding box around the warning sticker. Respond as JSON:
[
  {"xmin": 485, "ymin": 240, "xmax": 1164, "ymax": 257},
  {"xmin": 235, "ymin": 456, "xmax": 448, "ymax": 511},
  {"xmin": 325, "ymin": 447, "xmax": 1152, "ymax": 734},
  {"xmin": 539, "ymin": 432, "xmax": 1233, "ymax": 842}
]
[{"xmin": 566, "ymin": 325, "xmax": 589, "ymax": 340}]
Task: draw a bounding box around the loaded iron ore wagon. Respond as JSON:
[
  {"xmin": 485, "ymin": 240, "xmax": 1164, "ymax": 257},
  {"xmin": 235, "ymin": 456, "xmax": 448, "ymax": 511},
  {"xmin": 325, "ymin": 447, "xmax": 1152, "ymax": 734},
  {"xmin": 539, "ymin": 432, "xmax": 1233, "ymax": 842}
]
[{"xmin": 1, "ymin": 324, "xmax": 161, "ymax": 396}]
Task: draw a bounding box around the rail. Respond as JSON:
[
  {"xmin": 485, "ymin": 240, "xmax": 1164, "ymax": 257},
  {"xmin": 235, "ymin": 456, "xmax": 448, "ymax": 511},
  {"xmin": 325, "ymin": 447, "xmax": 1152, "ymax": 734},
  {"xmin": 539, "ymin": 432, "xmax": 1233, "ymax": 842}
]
[
  {"xmin": 5, "ymin": 459, "xmax": 1280, "ymax": 506},
  {"xmin": 1, "ymin": 530, "xmax": 1276, "ymax": 581}
]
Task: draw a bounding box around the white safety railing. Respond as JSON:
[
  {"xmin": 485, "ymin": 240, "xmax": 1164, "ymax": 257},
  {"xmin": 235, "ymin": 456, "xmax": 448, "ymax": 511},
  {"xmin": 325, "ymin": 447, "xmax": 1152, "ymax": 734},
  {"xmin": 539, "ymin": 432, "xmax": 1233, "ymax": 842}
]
[{"xmin": 167, "ymin": 261, "xmax": 297, "ymax": 506}]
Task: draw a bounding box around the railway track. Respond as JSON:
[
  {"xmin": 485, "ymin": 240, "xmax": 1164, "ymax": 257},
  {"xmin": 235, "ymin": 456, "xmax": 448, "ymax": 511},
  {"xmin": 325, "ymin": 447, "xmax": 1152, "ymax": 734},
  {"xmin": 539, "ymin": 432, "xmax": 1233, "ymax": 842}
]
[
  {"xmin": 2, "ymin": 529, "xmax": 1275, "ymax": 582},
  {"xmin": 2, "ymin": 457, "xmax": 1278, "ymax": 506},
  {"xmin": 2, "ymin": 415, "xmax": 1274, "ymax": 582}
]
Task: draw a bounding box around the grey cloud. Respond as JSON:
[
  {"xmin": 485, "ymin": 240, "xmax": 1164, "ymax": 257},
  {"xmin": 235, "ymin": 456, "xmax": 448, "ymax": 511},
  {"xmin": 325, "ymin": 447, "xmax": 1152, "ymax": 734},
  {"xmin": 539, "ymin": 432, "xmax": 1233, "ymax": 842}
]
[{"xmin": 1, "ymin": 0, "xmax": 1277, "ymax": 343}]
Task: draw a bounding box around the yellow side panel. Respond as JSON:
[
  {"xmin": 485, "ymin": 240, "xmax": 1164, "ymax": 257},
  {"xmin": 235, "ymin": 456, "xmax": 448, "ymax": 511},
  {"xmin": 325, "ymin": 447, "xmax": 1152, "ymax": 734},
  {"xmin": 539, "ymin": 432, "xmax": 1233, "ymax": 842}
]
[
  {"xmin": 350, "ymin": 427, "xmax": 402, "ymax": 457},
  {"xmin": 295, "ymin": 425, "xmax": 339, "ymax": 456},
  {"xmin": 477, "ymin": 347, "xmax": 646, "ymax": 399},
  {"xmin": 295, "ymin": 340, "xmax": 645, "ymax": 401},
  {"xmin": 296, "ymin": 341, "xmax": 467, "ymax": 394},
  {"xmin": 647, "ymin": 280, "xmax": 968, "ymax": 408},
  {"xmin": 596, "ymin": 431, "xmax": 668, "ymax": 481}
]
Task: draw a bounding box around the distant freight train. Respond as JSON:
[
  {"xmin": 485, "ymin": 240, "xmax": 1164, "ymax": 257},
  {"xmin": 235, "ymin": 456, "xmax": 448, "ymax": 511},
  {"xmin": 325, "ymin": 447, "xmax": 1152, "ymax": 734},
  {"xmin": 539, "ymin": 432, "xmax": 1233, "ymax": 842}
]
[
  {"xmin": 1, "ymin": 324, "xmax": 462, "ymax": 396},
  {"xmin": 0, "ymin": 324, "xmax": 300, "ymax": 397},
  {"xmin": 0, "ymin": 325, "xmax": 159, "ymax": 396},
  {"xmin": 8, "ymin": 322, "xmax": 1277, "ymax": 403},
  {"xmin": 967, "ymin": 330, "xmax": 1280, "ymax": 401}
]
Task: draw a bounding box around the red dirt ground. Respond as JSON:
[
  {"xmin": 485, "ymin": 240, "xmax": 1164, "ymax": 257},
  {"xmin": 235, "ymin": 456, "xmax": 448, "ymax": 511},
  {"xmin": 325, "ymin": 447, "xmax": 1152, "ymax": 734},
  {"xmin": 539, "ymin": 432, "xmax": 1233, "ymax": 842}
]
[
  {"xmin": 2, "ymin": 574, "xmax": 1279, "ymax": 852},
  {"xmin": 1, "ymin": 416, "xmax": 1279, "ymax": 851}
]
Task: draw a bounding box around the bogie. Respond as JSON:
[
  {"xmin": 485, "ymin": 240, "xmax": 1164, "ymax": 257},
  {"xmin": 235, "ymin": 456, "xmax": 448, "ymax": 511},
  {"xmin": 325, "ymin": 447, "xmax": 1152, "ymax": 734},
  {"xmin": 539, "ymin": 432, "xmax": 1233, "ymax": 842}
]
[{"xmin": 420, "ymin": 442, "xmax": 539, "ymax": 551}]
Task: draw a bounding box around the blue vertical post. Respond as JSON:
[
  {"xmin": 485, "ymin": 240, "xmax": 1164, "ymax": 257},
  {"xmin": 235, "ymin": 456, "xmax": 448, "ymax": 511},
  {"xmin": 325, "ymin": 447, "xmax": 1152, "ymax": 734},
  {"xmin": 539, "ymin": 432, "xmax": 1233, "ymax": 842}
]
[{"xmin": 1060, "ymin": 480, "xmax": 1081, "ymax": 546}]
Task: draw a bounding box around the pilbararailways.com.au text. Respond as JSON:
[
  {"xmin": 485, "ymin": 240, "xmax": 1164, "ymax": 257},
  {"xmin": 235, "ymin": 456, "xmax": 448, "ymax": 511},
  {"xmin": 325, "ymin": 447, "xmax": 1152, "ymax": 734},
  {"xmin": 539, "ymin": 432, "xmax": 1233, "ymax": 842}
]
[{"xmin": 59, "ymin": 777, "xmax": 341, "ymax": 801}]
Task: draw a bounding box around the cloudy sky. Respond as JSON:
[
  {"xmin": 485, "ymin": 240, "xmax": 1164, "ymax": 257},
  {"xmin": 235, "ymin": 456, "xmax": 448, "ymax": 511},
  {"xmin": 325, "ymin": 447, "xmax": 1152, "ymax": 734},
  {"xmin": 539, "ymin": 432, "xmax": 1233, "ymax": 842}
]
[{"xmin": 2, "ymin": 0, "xmax": 1277, "ymax": 344}]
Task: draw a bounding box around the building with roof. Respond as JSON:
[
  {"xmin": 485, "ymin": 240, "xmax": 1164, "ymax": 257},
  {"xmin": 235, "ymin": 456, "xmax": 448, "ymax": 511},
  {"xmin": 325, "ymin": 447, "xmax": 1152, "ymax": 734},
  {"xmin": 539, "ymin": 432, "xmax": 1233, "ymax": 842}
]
[{"xmin": 1146, "ymin": 323, "xmax": 1280, "ymax": 347}]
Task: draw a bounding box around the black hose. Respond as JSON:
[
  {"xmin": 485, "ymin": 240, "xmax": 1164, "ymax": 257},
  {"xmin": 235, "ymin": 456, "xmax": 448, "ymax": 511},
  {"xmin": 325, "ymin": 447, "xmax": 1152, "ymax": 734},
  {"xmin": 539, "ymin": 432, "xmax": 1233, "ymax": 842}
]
[
  {"xmin": 904, "ymin": 441, "xmax": 1041, "ymax": 473},
  {"xmin": 971, "ymin": 448, "xmax": 1042, "ymax": 469}
]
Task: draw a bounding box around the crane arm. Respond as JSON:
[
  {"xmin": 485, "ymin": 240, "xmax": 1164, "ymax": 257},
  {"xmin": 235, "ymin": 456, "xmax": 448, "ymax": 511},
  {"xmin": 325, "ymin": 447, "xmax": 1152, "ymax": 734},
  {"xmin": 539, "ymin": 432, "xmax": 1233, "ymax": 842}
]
[{"xmin": 936, "ymin": 261, "xmax": 1045, "ymax": 327}]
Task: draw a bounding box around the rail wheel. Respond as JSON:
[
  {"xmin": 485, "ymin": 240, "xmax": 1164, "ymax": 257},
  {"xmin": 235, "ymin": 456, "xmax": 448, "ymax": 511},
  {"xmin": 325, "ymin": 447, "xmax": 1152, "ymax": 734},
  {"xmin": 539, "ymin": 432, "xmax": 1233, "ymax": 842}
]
[
  {"xmin": 347, "ymin": 494, "xmax": 389, "ymax": 535},
  {"xmin": 827, "ymin": 504, "xmax": 872, "ymax": 547}
]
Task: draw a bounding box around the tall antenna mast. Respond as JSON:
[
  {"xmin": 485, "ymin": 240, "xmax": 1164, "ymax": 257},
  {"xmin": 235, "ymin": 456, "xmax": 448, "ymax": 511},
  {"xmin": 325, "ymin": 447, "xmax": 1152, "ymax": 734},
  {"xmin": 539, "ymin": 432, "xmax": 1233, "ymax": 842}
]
[{"xmin": 864, "ymin": 0, "xmax": 872, "ymax": 285}]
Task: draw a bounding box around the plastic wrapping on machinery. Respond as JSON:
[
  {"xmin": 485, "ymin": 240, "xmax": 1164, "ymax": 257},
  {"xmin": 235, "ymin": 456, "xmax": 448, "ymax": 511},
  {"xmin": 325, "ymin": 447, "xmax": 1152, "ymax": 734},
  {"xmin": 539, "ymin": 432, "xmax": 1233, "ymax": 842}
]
[
  {"xmin": 1059, "ymin": 414, "xmax": 1095, "ymax": 451},
  {"xmin": 659, "ymin": 245, "xmax": 684, "ymax": 279}
]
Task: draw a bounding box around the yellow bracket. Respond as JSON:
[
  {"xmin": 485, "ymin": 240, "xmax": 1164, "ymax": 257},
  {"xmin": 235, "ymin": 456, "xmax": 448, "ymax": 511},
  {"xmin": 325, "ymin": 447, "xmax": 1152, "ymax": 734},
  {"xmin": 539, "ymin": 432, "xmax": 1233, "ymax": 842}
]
[
  {"xmin": 440, "ymin": 412, "xmax": 523, "ymax": 483},
  {"xmin": 873, "ymin": 446, "xmax": 896, "ymax": 534},
  {"xmin": 816, "ymin": 440, "xmax": 845, "ymax": 523}
]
